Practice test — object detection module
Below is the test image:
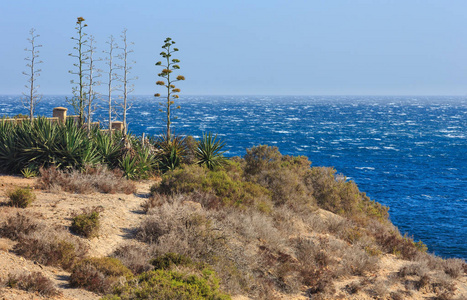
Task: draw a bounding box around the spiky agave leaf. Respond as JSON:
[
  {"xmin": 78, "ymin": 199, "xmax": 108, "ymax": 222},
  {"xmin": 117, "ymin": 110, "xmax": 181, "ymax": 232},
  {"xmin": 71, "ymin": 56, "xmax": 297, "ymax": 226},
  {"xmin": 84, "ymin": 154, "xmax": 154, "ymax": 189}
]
[
  {"xmin": 54, "ymin": 119, "xmax": 100, "ymax": 170},
  {"xmin": 0, "ymin": 121, "xmax": 21, "ymax": 173},
  {"xmin": 91, "ymin": 129, "xmax": 125, "ymax": 168},
  {"xmin": 195, "ymin": 132, "xmax": 227, "ymax": 170},
  {"xmin": 16, "ymin": 117, "xmax": 60, "ymax": 171}
]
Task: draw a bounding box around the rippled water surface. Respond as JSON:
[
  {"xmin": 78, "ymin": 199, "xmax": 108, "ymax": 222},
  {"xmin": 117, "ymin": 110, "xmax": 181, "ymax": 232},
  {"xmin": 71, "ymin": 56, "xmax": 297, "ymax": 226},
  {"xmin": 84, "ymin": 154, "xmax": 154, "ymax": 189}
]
[{"xmin": 2, "ymin": 95, "xmax": 466, "ymax": 259}]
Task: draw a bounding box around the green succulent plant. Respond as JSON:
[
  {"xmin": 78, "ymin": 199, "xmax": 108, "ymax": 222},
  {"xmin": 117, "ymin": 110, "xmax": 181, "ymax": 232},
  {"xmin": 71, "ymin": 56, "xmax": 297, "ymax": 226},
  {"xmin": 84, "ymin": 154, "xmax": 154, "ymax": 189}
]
[{"xmin": 195, "ymin": 132, "xmax": 227, "ymax": 170}]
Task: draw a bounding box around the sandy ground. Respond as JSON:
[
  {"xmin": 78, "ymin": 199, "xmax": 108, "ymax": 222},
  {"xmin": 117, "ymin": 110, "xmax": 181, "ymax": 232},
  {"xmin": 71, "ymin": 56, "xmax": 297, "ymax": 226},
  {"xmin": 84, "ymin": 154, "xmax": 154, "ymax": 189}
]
[{"xmin": 0, "ymin": 175, "xmax": 465, "ymax": 300}]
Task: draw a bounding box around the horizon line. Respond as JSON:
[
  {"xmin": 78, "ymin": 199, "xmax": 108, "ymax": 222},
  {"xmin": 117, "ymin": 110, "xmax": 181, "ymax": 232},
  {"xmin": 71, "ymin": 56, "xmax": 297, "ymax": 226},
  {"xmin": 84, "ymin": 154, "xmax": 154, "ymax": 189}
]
[{"xmin": 1, "ymin": 93, "xmax": 467, "ymax": 97}]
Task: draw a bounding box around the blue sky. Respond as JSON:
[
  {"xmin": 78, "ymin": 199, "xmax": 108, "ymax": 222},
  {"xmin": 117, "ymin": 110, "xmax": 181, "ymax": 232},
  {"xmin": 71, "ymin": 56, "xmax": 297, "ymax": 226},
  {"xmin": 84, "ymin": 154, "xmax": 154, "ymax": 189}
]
[{"xmin": 1, "ymin": 0, "xmax": 466, "ymax": 95}]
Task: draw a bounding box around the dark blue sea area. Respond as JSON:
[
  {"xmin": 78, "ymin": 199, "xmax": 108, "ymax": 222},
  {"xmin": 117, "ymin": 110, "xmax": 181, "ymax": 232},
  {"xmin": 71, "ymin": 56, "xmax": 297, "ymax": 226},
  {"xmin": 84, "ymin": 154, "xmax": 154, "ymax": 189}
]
[{"xmin": 1, "ymin": 95, "xmax": 466, "ymax": 259}]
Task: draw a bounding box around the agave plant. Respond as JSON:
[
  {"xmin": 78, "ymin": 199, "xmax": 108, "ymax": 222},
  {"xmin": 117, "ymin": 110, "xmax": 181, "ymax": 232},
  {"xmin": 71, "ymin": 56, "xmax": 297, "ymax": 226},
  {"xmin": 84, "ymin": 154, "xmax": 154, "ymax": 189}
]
[
  {"xmin": 195, "ymin": 132, "xmax": 227, "ymax": 170},
  {"xmin": 92, "ymin": 129, "xmax": 125, "ymax": 168},
  {"xmin": 12, "ymin": 118, "xmax": 60, "ymax": 172},
  {"xmin": 155, "ymin": 134, "xmax": 187, "ymax": 173},
  {"xmin": 21, "ymin": 167, "xmax": 38, "ymax": 178},
  {"xmin": 53, "ymin": 119, "xmax": 100, "ymax": 170},
  {"xmin": 0, "ymin": 121, "xmax": 20, "ymax": 172}
]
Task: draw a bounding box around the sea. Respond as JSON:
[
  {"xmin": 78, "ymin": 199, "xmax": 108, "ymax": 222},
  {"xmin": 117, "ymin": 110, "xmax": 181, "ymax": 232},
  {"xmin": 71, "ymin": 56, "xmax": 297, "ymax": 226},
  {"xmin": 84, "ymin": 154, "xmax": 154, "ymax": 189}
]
[{"xmin": 1, "ymin": 95, "xmax": 466, "ymax": 259}]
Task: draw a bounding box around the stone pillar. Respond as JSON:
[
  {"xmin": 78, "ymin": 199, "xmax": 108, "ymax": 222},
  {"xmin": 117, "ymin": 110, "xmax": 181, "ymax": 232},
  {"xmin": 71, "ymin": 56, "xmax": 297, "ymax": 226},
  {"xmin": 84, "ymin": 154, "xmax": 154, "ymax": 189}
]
[
  {"xmin": 53, "ymin": 107, "xmax": 68, "ymax": 124},
  {"xmin": 111, "ymin": 121, "xmax": 123, "ymax": 131}
]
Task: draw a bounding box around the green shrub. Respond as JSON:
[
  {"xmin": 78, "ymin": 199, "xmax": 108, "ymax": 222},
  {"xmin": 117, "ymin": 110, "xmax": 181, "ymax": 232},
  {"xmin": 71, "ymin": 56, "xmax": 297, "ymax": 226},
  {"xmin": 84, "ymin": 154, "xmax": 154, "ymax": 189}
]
[
  {"xmin": 154, "ymin": 164, "xmax": 271, "ymax": 210},
  {"xmin": 70, "ymin": 257, "xmax": 132, "ymax": 294},
  {"xmin": 306, "ymin": 166, "xmax": 389, "ymax": 224},
  {"xmin": 243, "ymin": 145, "xmax": 282, "ymax": 177},
  {"xmin": 151, "ymin": 252, "xmax": 196, "ymax": 270},
  {"xmin": 243, "ymin": 145, "xmax": 316, "ymax": 208},
  {"xmin": 103, "ymin": 268, "xmax": 230, "ymax": 300},
  {"xmin": 7, "ymin": 186, "xmax": 36, "ymax": 208},
  {"xmin": 71, "ymin": 209, "xmax": 100, "ymax": 238}
]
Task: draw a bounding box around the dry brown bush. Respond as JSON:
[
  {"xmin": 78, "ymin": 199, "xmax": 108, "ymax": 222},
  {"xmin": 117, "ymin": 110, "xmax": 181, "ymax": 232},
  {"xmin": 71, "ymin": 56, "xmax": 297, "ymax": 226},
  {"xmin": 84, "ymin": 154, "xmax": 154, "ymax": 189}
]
[
  {"xmin": 398, "ymin": 262, "xmax": 429, "ymax": 278},
  {"xmin": 389, "ymin": 291, "xmax": 406, "ymax": 300},
  {"xmin": 339, "ymin": 245, "xmax": 379, "ymax": 276},
  {"xmin": 223, "ymin": 209, "xmax": 286, "ymax": 252},
  {"xmin": 432, "ymin": 275, "xmax": 457, "ymax": 299},
  {"xmin": 367, "ymin": 220, "xmax": 421, "ymax": 260},
  {"xmin": 137, "ymin": 201, "xmax": 254, "ymax": 295},
  {"xmin": 442, "ymin": 258, "xmax": 465, "ymax": 279},
  {"xmin": 344, "ymin": 281, "xmax": 363, "ymax": 294},
  {"xmin": 371, "ymin": 280, "xmax": 390, "ymax": 298},
  {"xmin": 69, "ymin": 257, "xmax": 132, "ymax": 294},
  {"xmin": 142, "ymin": 193, "xmax": 169, "ymax": 212},
  {"xmin": 112, "ymin": 243, "xmax": 154, "ymax": 274},
  {"xmin": 0, "ymin": 212, "xmax": 41, "ymax": 240},
  {"xmin": 37, "ymin": 165, "xmax": 136, "ymax": 194},
  {"xmin": 14, "ymin": 228, "xmax": 88, "ymax": 270},
  {"xmin": 4, "ymin": 271, "xmax": 60, "ymax": 297},
  {"xmin": 138, "ymin": 201, "xmax": 228, "ymax": 262}
]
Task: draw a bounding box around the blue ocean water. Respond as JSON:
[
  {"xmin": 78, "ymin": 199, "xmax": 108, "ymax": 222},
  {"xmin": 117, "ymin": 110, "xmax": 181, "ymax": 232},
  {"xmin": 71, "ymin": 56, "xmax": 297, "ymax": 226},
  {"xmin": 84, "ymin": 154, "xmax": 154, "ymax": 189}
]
[{"xmin": 1, "ymin": 95, "xmax": 466, "ymax": 259}]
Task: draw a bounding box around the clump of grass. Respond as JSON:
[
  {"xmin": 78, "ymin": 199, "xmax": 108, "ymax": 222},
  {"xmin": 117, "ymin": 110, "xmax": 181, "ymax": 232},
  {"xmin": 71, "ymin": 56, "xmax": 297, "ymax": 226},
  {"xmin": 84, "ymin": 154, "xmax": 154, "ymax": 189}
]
[
  {"xmin": 37, "ymin": 165, "xmax": 136, "ymax": 194},
  {"xmin": 7, "ymin": 186, "xmax": 36, "ymax": 208},
  {"xmin": 70, "ymin": 207, "xmax": 101, "ymax": 238},
  {"xmin": 21, "ymin": 167, "xmax": 38, "ymax": 178},
  {"xmin": 5, "ymin": 271, "xmax": 60, "ymax": 297},
  {"xmin": 69, "ymin": 257, "xmax": 132, "ymax": 294}
]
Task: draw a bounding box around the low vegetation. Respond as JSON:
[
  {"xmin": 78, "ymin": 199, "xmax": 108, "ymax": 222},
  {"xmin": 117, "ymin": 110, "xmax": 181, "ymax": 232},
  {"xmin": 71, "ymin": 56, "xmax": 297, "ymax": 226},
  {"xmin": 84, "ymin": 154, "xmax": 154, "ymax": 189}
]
[
  {"xmin": 69, "ymin": 257, "xmax": 132, "ymax": 294},
  {"xmin": 14, "ymin": 229, "xmax": 88, "ymax": 270},
  {"xmin": 3, "ymin": 271, "xmax": 60, "ymax": 297},
  {"xmin": 70, "ymin": 207, "xmax": 102, "ymax": 238},
  {"xmin": 0, "ymin": 134, "xmax": 465, "ymax": 299},
  {"xmin": 104, "ymin": 268, "xmax": 230, "ymax": 300},
  {"xmin": 6, "ymin": 186, "xmax": 36, "ymax": 208},
  {"xmin": 0, "ymin": 213, "xmax": 88, "ymax": 271},
  {"xmin": 0, "ymin": 118, "xmax": 157, "ymax": 179},
  {"xmin": 37, "ymin": 165, "xmax": 136, "ymax": 194}
]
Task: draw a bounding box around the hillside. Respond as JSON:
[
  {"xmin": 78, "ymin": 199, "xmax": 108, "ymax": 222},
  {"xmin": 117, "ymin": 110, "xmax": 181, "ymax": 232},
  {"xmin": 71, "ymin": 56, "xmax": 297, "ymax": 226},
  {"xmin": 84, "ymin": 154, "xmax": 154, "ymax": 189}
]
[{"xmin": 0, "ymin": 154, "xmax": 466, "ymax": 299}]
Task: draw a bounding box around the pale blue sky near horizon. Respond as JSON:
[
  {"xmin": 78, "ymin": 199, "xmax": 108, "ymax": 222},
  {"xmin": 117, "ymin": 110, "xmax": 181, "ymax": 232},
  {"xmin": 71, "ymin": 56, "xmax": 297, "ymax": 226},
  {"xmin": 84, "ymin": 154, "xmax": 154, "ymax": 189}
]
[{"xmin": 1, "ymin": 0, "xmax": 466, "ymax": 96}]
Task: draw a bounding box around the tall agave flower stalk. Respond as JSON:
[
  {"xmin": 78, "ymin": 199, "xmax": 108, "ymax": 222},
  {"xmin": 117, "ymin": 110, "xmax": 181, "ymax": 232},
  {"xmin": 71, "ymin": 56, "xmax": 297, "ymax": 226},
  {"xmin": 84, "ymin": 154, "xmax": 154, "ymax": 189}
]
[{"xmin": 154, "ymin": 37, "xmax": 185, "ymax": 142}]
